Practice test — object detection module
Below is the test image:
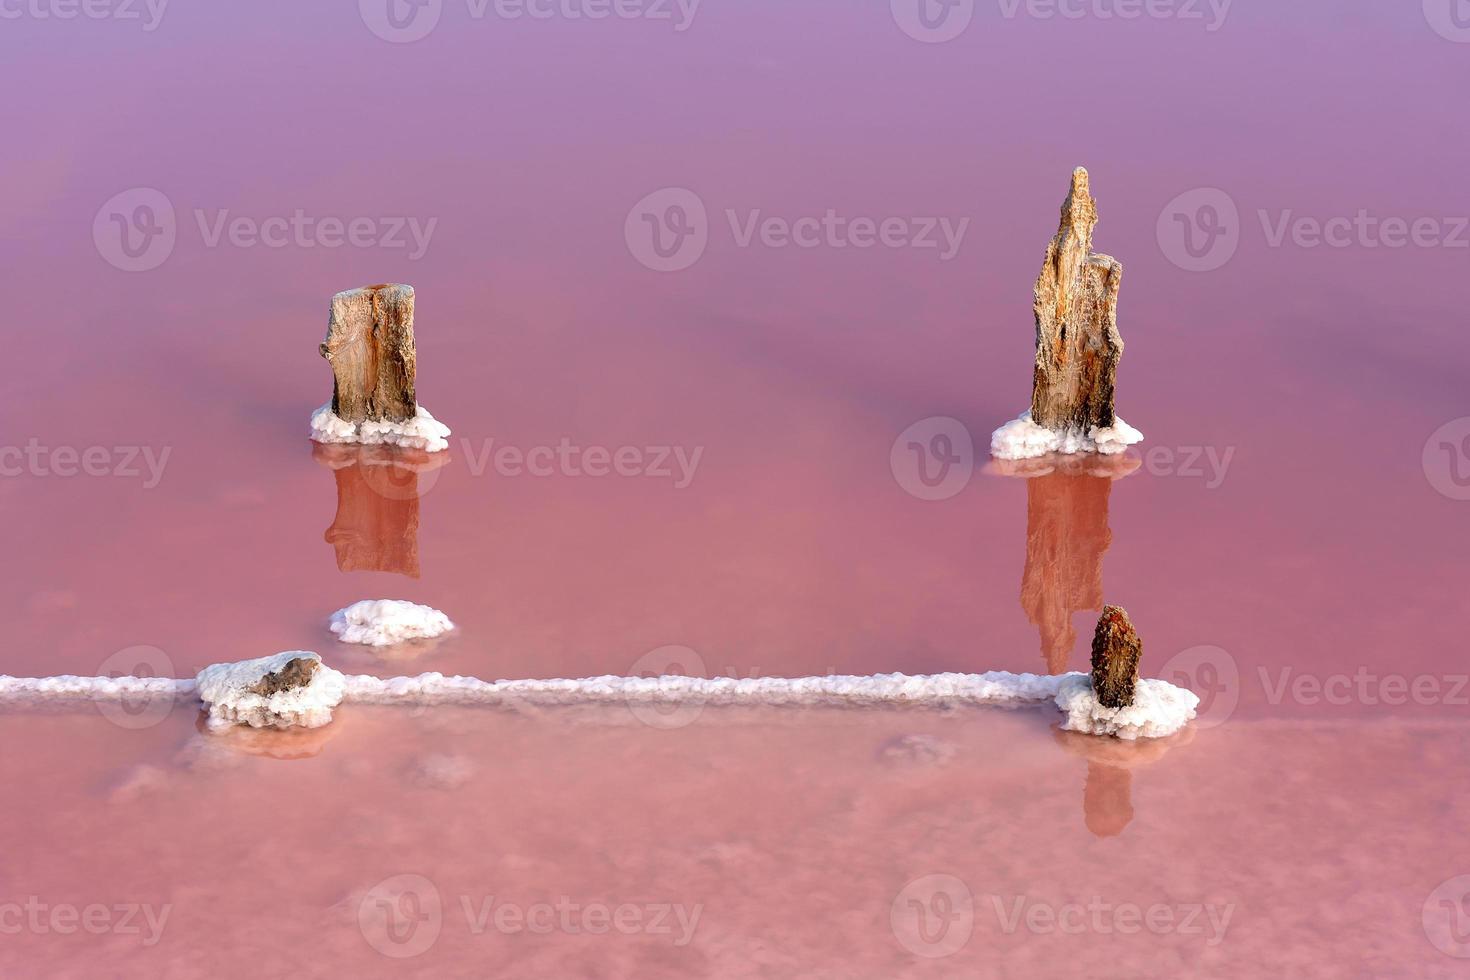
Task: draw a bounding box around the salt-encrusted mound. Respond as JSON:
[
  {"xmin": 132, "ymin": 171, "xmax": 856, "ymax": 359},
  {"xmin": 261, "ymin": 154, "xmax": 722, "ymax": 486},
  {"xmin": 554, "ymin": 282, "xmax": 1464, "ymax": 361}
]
[
  {"xmin": 195, "ymin": 652, "xmax": 346, "ymax": 730},
  {"xmin": 330, "ymin": 600, "xmax": 455, "ymax": 648},
  {"xmin": 990, "ymin": 411, "xmax": 1143, "ymax": 461},
  {"xmin": 1053, "ymin": 674, "xmax": 1198, "ymax": 740},
  {"xmin": 309, "ymin": 402, "xmax": 451, "ymax": 453}
]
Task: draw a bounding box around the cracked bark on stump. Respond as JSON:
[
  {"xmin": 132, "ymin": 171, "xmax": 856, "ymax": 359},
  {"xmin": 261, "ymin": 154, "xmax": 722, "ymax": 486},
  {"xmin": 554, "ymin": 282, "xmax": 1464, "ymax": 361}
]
[
  {"xmin": 320, "ymin": 284, "xmax": 417, "ymax": 423},
  {"xmin": 1091, "ymin": 605, "xmax": 1142, "ymax": 708},
  {"xmin": 1031, "ymin": 168, "xmax": 1124, "ymax": 432}
]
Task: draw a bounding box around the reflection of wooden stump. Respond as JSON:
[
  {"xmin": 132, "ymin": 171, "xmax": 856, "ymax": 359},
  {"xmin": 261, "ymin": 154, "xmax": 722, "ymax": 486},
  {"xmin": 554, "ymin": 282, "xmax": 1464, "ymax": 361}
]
[
  {"xmin": 1054, "ymin": 726, "xmax": 1193, "ymax": 838},
  {"xmin": 1019, "ymin": 472, "xmax": 1115, "ymax": 673},
  {"xmin": 319, "ymin": 284, "xmax": 417, "ymax": 424},
  {"xmin": 314, "ymin": 443, "xmax": 448, "ymax": 578},
  {"xmin": 1031, "ymin": 168, "xmax": 1125, "ymax": 432},
  {"xmin": 1083, "ymin": 764, "xmax": 1133, "ymax": 838}
]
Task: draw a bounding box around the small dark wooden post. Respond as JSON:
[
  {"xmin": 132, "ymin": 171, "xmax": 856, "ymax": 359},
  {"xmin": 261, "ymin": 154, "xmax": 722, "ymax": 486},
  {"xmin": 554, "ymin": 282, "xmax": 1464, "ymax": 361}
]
[{"xmin": 1090, "ymin": 604, "xmax": 1141, "ymax": 708}]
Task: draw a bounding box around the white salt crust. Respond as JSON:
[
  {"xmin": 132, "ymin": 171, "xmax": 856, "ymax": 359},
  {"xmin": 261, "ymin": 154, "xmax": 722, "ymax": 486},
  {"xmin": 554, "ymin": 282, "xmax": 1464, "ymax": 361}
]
[
  {"xmin": 309, "ymin": 402, "xmax": 451, "ymax": 453},
  {"xmin": 0, "ymin": 668, "xmax": 1198, "ymax": 739},
  {"xmin": 1053, "ymin": 674, "xmax": 1200, "ymax": 741},
  {"xmin": 329, "ymin": 600, "xmax": 455, "ymax": 648},
  {"xmin": 990, "ymin": 411, "xmax": 1144, "ymax": 461},
  {"xmin": 194, "ymin": 652, "xmax": 347, "ymax": 731}
]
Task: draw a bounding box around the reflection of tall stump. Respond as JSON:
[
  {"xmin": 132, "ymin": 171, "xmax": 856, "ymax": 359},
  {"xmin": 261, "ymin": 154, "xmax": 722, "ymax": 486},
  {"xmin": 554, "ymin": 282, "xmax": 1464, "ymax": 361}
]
[
  {"xmin": 1020, "ymin": 472, "xmax": 1115, "ymax": 673},
  {"xmin": 320, "ymin": 284, "xmax": 417, "ymax": 424},
  {"xmin": 314, "ymin": 444, "xmax": 447, "ymax": 578},
  {"xmin": 1031, "ymin": 169, "xmax": 1124, "ymax": 432}
]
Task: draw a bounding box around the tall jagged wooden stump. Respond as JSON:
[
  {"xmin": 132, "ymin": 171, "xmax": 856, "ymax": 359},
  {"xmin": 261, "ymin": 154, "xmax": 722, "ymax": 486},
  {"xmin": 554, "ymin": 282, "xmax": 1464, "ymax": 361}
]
[
  {"xmin": 1031, "ymin": 168, "xmax": 1124, "ymax": 432},
  {"xmin": 1090, "ymin": 604, "xmax": 1141, "ymax": 708},
  {"xmin": 320, "ymin": 284, "xmax": 417, "ymax": 423}
]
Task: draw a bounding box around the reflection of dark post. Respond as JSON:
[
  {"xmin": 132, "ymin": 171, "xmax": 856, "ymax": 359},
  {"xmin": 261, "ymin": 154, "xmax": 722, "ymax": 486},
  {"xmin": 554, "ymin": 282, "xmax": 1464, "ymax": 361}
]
[
  {"xmin": 1019, "ymin": 471, "xmax": 1114, "ymax": 673},
  {"xmin": 1083, "ymin": 763, "xmax": 1133, "ymax": 837},
  {"xmin": 1053, "ymin": 723, "xmax": 1191, "ymax": 839},
  {"xmin": 314, "ymin": 444, "xmax": 447, "ymax": 578}
]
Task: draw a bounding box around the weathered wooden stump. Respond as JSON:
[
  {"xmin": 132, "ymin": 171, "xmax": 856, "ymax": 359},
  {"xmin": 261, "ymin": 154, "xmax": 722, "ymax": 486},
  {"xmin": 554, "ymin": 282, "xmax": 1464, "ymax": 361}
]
[
  {"xmin": 1031, "ymin": 168, "xmax": 1124, "ymax": 432},
  {"xmin": 1090, "ymin": 604, "xmax": 1141, "ymax": 708},
  {"xmin": 320, "ymin": 284, "xmax": 417, "ymax": 424}
]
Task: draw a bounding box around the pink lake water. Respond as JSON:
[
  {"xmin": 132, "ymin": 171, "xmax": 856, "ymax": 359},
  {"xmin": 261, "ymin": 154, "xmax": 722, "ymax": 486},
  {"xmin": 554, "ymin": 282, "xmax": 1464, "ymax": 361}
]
[{"xmin": 3, "ymin": 0, "xmax": 1470, "ymax": 975}]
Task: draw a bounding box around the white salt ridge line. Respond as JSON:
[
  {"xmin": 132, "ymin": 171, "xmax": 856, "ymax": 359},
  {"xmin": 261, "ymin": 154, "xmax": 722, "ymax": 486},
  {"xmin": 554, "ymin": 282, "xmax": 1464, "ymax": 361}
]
[
  {"xmin": 0, "ymin": 675, "xmax": 197, "ymax": 700},
  {"xmin": 0, "ymin": 671, "xmax": 1069, "ymax": 706},
  {"xmin": 338, "ymin": 670, "xmax": 1074, "ymax": 706}
]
